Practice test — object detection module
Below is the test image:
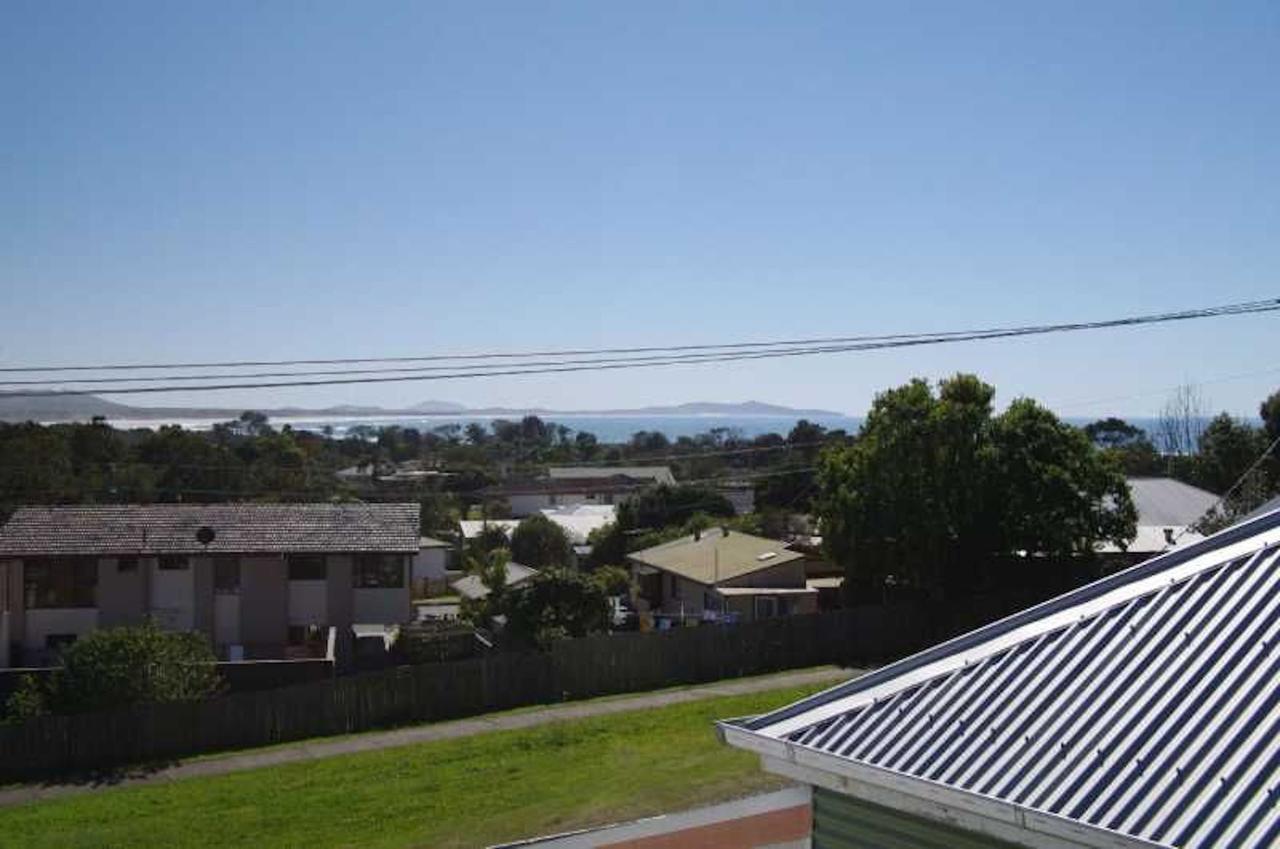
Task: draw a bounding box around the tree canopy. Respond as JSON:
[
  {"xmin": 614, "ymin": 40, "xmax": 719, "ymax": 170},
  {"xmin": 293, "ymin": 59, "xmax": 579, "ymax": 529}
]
[
  {"xmin": 817, "ymin": 375, "xmax": 1136, "ymax": 600},
  {"xmin": 509, "ymin": 514, "xmax": 573, "ymax": 570}
]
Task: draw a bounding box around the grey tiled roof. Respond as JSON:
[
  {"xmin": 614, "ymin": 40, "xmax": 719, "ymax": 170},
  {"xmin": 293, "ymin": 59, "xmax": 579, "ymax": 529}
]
[{"xmin": 0, "ymin": 503, "xmax": 420, "ymax": 556}]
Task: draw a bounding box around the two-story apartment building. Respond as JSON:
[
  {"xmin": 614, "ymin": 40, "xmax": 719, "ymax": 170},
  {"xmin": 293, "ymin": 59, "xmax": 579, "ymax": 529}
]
[{"xmin": 0, "ymin": 503, "xmax": 419, "ymax": 667}]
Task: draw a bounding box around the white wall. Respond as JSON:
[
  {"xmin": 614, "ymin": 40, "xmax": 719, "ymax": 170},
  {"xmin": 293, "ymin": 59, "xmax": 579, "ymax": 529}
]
[
  {"xmin": 149, "ymin": 561, "xmax": 195, "ymax": 631},
  {"xmin": 353, "ymin": 588, "xmax": 410, "ymax": 624},
  {"xmin": 23, "ymin": 609, "xmax": 99, "ymax": 651},
  {"xmin": 288, "ymin": 581, "xmax": 328, "ymax": 625}
]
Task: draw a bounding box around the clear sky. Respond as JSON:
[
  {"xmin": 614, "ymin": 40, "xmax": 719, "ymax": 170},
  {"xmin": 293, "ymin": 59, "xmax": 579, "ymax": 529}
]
[{"xmin": 2, "ymin": 1, "xmax": 1277, "ymax": 419}]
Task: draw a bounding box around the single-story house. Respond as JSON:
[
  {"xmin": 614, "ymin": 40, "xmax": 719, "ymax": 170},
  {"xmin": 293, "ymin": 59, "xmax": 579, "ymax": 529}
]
[
  {"xmin": 450, "ymin": 562, "xmax": 539, "ymax": 601},
  {"xmin": 1097, "ymin": 476, "xmax": 1218, "ymax": 565},
  {"xmin": 627, "ymin": 528, "xmax": 815, "ymax": 625},
  {"xmin": 720, "ymin": 502, "xmax": 1280, "ymax": 848},
  {"xmin": 0, "ymin": 503, "xmax": 419, "ymax": 666}
]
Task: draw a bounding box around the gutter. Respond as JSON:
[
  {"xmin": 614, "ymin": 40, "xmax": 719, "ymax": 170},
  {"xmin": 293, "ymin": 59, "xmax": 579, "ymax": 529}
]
[{"xmin": 717, "ymin": 720, "xmax": 1171, "ymax": 849}]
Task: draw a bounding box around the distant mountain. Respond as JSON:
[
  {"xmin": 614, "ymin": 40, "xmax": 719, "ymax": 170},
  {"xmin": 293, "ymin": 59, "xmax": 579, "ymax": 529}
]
[
  {"xmin": 409, "ymin": 400, "xmax": 469, "ymax": 413},
  {"xmin": 0, "ymin": 392, "xmax": 846, "ymax": 424}
]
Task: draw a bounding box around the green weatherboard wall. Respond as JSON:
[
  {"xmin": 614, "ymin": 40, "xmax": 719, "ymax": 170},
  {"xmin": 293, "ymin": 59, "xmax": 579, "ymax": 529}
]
[{"xmin": 812, "ymin": 787, "xmax": 1025, "ymax": 849}]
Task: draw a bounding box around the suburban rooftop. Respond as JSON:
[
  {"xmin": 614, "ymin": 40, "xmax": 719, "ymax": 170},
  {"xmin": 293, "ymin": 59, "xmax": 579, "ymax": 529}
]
[
  {"xmin": 721, "ymin": 504, "xmax": 1280, "ymax": 849},
  {"xmin": 0, "ymin": 503, "xmax": 421, "ymax": 556},
  {"xmin": 629, "ymin": 527, "xmax": 803, "ymax": 586}
]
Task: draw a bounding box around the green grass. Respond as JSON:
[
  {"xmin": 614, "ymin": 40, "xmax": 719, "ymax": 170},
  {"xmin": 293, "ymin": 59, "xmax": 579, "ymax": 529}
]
[{"xmin": 0, "ymin": 682, "xmax": 825, "ymax": 849}]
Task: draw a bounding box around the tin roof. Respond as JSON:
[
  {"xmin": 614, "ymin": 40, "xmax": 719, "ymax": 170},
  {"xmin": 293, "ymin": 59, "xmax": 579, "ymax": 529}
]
[
  {"xmin": 0, "ymin": 503, "xmax": 421, "ymax": 556},
  {"xmin": 723, "ymin": 506, "xmax": 1280, "ymax": 849}
]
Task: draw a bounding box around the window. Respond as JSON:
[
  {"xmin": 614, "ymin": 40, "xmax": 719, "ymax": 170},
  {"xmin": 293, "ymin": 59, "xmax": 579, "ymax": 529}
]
[
  {"xmin": 24, "ymin": 558, "xmax": 97, "ymax": 609},
  {"xmin": 45, "ymin": 634, "xmax": 78, "ymax": 652},
  {"xmin": 354, "ymin": 554, "xmax": 404, "ymax": 589},
  {"xmin": 754, "ymin": 596, "xmax": 779, "ymax": 620},
  {"xmin": 158, "ymin": 555, "xmax": 189, "ymax": 571},
  {"xmin": 287, "ymin": 554, "xmax": 327, "ymax": 581},
  {"xmin": 214, "ymin": 557, "xmax": 240, "ymax": 594},
  {"xmin": 117, "ymin": 557, "xmax": 139, "ymax": 573}
]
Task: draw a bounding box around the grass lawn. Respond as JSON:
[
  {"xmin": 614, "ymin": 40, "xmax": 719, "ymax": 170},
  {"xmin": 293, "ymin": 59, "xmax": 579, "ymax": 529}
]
[{"xmin": 0, "ymin": 682, "xmax": 826, "ymax": 849}]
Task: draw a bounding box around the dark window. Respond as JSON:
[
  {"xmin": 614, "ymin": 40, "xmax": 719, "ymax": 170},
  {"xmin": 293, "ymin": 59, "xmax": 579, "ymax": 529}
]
[
  {"xmin": 24, "ymin": 558, "xmax": 97, "ymax": 609},
  {"xmin": 287, "ymin": 554, "xmax": 327, "ymax": 581},
  {"xmin": 117, "ymin": 557, "xmax": 139, "ymax": 573},
  {"xmin": 214, "ymin": 557, "xmax": 240, "ymax": 594},
  {"xmin": 354, "ymin": 554, "xmax": 404, "ymax": 589},
  {"xmin": 45, "ymin": 634, "xmax": 78, "ymax": 651},
  {"xmin": 158, "ymin": 555, "xmax": 189, "ymax": 571},
  {"xmin": 287, "ymin": 624, "xmax": 326, "ymax": 649}
]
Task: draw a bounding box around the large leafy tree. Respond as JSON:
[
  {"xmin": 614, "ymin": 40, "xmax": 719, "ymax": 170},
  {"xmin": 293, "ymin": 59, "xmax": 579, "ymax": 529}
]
[
  {"xmin": 509, "ymin": 514, "xmax": 573, "ymax": 570},
  {"xmin": 817, "ymin": 375, "xmax": 1135, "ymax": 600},
  {"xmin": 617, "ymin": 484, "xmax": 734, "ymax": 531}
]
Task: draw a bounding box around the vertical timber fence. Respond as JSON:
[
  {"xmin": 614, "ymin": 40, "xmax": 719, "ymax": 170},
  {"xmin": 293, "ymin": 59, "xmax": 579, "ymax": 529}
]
[{"xmin": 0, "ymin": 606, "xmax": 932, "ymax": 780}]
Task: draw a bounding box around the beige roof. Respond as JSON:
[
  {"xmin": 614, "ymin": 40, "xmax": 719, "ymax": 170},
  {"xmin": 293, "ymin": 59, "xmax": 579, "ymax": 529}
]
[{"xmin": 628, "ymin": 528, "xmax": 802, "ymax": 586}]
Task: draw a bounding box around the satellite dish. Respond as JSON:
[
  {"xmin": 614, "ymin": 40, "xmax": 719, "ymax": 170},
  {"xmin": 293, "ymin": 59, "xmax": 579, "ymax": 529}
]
[{"xmin": 196, "ymin": 526, "xmax": 216, "ymax": 547}]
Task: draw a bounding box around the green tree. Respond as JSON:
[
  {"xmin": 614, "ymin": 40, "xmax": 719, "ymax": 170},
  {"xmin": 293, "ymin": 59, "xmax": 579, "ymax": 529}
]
[
  {"xmin": 1195, "ymin": 413, "xmax": 1265, "ymax": 494},
  {"xmin": 6, "ymin": 622, "xmax": 221, "ymax": 720},
  {"xmin": 1261, "ymin": 389, "xmax": 1280, "ymax": 442},
  {"xmin": 502, "ymin": 568, "xmax": 611, "ymax": 648},
  {"xmin": 617, "ymin": 484, "xmax": 734, "ymax": 531},
  {"xmin": 817, "ymin": 375, "xmax": 1135, "ymax": 601},
  {"xmin": 509, "ymin": 514, "xmax": 573, "ymax": 570}
]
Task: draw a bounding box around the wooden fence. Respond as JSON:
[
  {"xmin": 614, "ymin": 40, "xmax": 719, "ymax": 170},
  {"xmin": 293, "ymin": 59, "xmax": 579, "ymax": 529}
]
[{"xmin": 0, "ymin": 606, "xmax": 932, "ymax": 780}]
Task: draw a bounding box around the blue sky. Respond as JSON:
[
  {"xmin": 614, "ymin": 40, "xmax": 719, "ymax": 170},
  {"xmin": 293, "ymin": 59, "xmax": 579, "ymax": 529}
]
[{"xmin": 1, "ymin": 1, "xmax": 1277, "ymax": 418}]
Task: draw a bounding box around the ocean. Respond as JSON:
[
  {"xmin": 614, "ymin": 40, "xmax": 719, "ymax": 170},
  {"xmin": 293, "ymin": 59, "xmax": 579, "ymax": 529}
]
[{"xmin": 105, "ymin": 413, "xmax": 1169, "ymax": 443}]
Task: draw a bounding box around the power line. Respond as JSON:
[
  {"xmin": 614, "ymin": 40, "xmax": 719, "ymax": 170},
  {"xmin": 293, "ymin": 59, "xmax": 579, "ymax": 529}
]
[
  {"xmin": 1175, "ymin": 433, "xmax": 1280, "ymax": 543},
  {"xmin": 3, "ymin": 298, "xmax": 1277, "ymax": 397}
]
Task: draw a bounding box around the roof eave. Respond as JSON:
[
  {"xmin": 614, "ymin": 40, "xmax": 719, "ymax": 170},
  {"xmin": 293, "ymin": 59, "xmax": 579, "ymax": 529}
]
[{"xmin": 719, "ymin": 722, "xmax": 1169, "ymax": 849}]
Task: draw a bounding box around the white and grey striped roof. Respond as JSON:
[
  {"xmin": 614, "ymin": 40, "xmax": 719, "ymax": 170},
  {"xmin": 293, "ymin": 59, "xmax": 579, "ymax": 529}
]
[{"xmin": 724, "ymin": 507, "xmax": 1280, "ymax": 849}]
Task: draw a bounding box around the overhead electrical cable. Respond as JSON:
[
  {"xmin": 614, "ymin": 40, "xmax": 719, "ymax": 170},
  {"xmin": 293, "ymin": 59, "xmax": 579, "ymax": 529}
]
[{"xmin": 0, "ymin": 297, "xmax": 1275, "ymax": 396}]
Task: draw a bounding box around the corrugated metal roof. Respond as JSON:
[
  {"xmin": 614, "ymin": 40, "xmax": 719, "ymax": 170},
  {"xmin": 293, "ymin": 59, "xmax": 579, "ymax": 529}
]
[
  {"xmin": 450, "ymin": 562, "xmax": 537, "ymax": 600},
  {"xmin": 0, "ymin": 503, "xmax": 421, "ymax": 555},
  {"xmin": 730, "ymin": 506, "xmax": 1280, "ymax": 849}
]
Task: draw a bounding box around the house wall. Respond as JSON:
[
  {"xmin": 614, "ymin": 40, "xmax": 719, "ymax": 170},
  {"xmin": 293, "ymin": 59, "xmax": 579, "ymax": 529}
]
[
  {"xmin": 192, "ymin": 556, "xmax": 214, "ymax": 637},
  {"xmin": 326, "ymin": 554, "xmax": 354, "ymax": 628},
  {"xmin": 811, "ymin": 786, "xmax": 1023, "ymax": 849},
  {"xmin": 149, "ymin": 558, "xmax": 195, "ymax": 631},
  {"xmin": 97, "ymin": 557, "xmax": 148, "ymax": 628},
  {"xmin": 412, "ymin": 547, "xmax": 449, "ymax": 582},
  {"xmin": 507, "ymin": 493, "xmax": 556, "ymax": 517},
  {"xmin": 353, "ymin": 556, "xmax": 411, "ymax": 624},
  {"xmin": 288, "ymin": 580, "xmax": 328, "ymax": 625},
  {"xmin": 23, "ymin": 609, "xmax": 99, "ymax": 653},
  {"xmin": 3, "ymin": 560, "xmax": 23, "ymax": 648},
  {"xmin": 0, "ymin": 610, "xmax": 8, "ymax": 670},
  {"xmin": 240, "ymin": 555, "xmax": 287, "ymax": 655}
]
